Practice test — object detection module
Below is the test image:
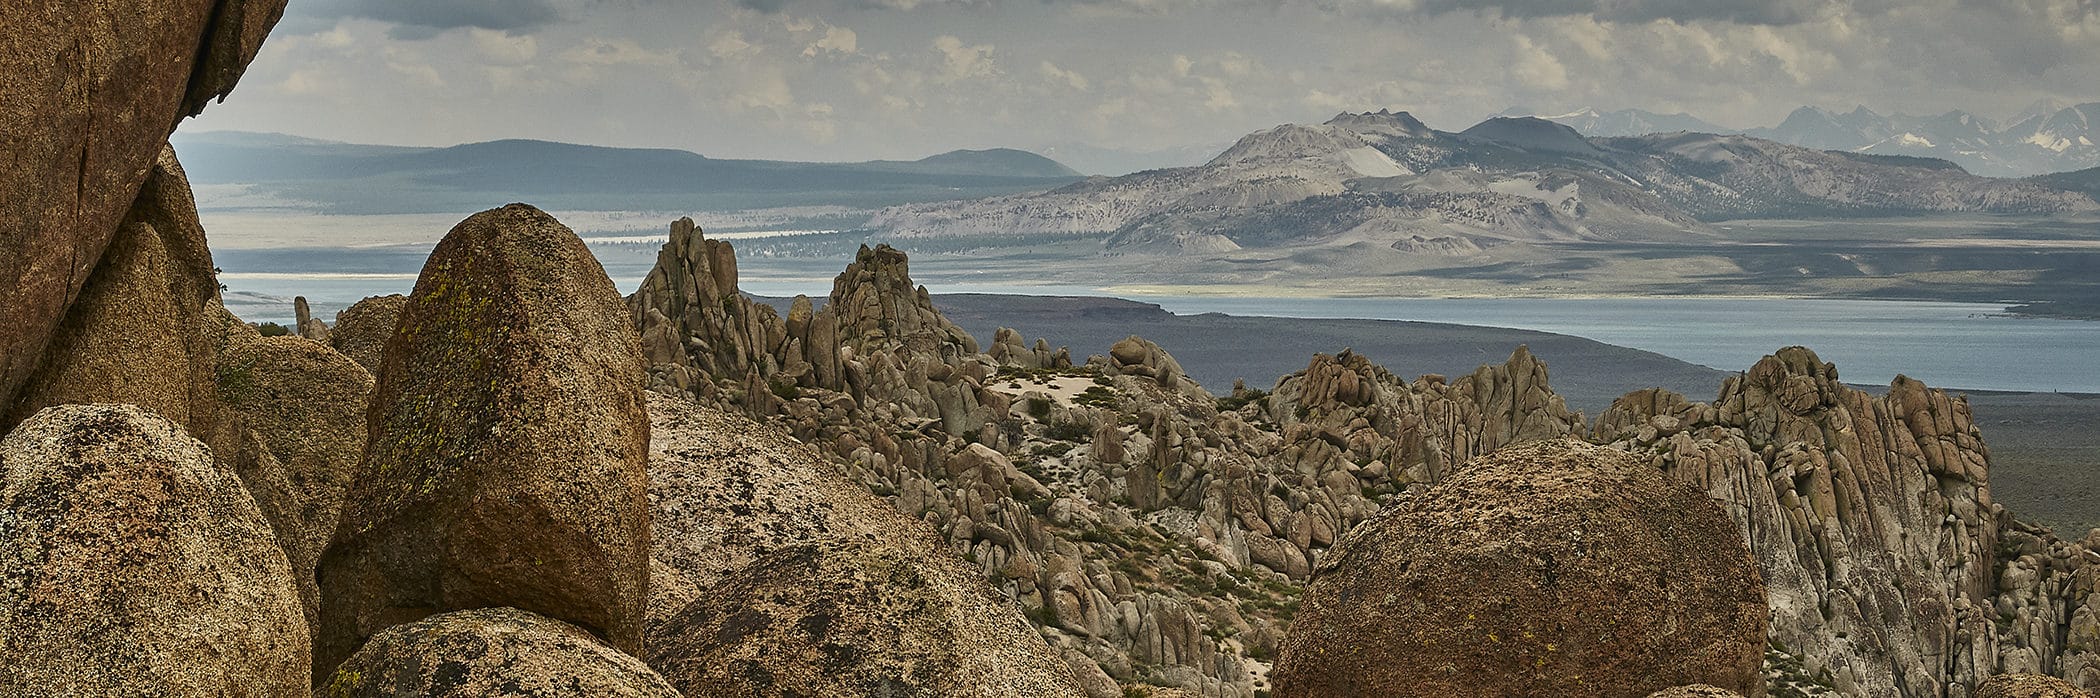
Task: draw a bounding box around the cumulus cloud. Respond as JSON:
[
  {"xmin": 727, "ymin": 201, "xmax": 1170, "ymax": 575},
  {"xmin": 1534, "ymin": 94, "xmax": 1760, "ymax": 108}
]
[
  {"xmin": 1039, "ymin": 60, "xmax": 1091, "ymax": 89},
  {"xmin": 805, "ymin": 25, "xmax": 860, "ymax": 56},
  {"xmin": 932, "ymin": 35, "xmax": 999, "ymax": 82}
]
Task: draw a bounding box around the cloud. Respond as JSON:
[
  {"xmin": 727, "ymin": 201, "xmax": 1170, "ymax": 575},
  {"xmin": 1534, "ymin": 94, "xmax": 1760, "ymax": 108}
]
[
  {"xmin": 805, "ymin": 25, "xmax": 860, "ymax": 56},
  {"xmin": 1039, "ymin": 61, "xmax": 1090, "ymax": 89},
  {"xmin": 562, "ymin": 37, "xmax": 680, "ymax": 66},
  {"xmin": 291, "ymin": 0, "xmax": 563, "ymax": 37},
  {"xmin": 932, "ymin": 35, "xmax": 999, "ymax": 82}
]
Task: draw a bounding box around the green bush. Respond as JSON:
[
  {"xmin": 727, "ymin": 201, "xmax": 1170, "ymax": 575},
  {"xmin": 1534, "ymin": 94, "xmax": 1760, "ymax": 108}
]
[
  {"xmin": 1217, "ymin": 388, "xmax": 1270, "ymax": 411},
  {"xmin": 1043, "ymin": 421, "xmax": 1092, "ymax": 442},
  {"xmin": 255, "ymin": 322, "xmax": 291, "ymax": 337}
]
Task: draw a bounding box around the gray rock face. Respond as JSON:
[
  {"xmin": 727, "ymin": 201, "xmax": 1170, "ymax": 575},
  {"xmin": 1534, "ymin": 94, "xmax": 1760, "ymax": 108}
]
[
  {"xmin": 1598, "ymin": 347, "xmax": 2000, "ymax": 696},
  {"xmin": 320, "ymin": 607, "xmax": 680, "ymax": 698},
  {"xmin": 0, "ymin": 0, "xmax": 286, "ymax": 418},
  {"xmin": 316, "ymin": 204, "xmax": 651, "ymax": 678},
  {"xmin": 294, "ymin": 296, "xmax": 331, "ymax": 342},
  {"xmin": 0, "ymin": 404, "xmax": 308, "ymax": 697}
]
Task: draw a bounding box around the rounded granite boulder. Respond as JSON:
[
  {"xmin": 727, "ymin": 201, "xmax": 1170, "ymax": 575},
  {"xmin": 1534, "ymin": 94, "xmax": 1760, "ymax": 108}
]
[
  {"xmin": 320, "ymin": 607, "xmax": 680, "ymax": 698},
  {"xmin": 0, "ymin": 404, "xmax": 309, "ymax": 696},
  {"xmin": 1977, "ymin": 674, "xmax": 2095, "ymax": 698},
  {"xmin": 1271, "ymin": 439, "xmax": 1768, "ymax": 697},
  {"xmin": 315, "ymin": 204, "xmax": 651, "ymax": 677},
  {"xmin": 327, "ymin": 293, "xmax": 407, "ymax": 374}
]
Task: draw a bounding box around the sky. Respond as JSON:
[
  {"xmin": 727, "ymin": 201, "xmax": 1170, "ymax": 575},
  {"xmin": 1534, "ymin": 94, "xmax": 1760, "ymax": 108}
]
[{"xmin": 188, "ymin": 0, "xmax": 2100, "ymax": 165}]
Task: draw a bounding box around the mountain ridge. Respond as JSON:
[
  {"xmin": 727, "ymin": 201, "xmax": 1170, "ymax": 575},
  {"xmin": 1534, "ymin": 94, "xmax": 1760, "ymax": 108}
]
[
  {"xmin": 170, "ymin": 130, "xmax": 1084, "ymax": 213},
  {"xmin": 1509, "ymin": 102, "xmax": 2100, "ymax": 176},
  {"xmin": 871, "ymin": 110, "xmax": 2098, "ymax": 253}
]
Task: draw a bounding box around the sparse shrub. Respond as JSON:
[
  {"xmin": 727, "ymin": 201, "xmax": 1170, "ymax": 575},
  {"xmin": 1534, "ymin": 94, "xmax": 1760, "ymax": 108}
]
[
  {"xmin": 1028, "ymin": 397, "xmax": 1051, "ymax": 419},
  {"xmin": 769, "ymin": 378, "xmax": 802, "ymax": 401},
  {"xmin": 1073, "ymin": 386, "xmax": 1119, "ymax": 409},
  {"xmin": 1217, "ymin": 388, "xmax": 1270, "ymax": 411},
  {"xmin": 1043, "ymin": 421, "xmax": 1091, "ymax": 442},
  {"xmin": 255, "ymin": 322, "xmax": 291, "ymax": 337}
]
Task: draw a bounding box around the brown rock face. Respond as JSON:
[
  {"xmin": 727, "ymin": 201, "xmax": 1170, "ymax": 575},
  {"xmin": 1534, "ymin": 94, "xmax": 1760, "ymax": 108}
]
[
  {"xmin": 4, "ymin": 146, "xmax": 221, "ymax": 431},
  {"xmin": 3, "ymin": 146, "xmax": 373, "ymax": 625},
  {"xmin": 0, "ymin": 404, "xmax": 309, "ymax": 696},
  {"xmin": 319, "ymin": 607, "xmax": 680, "ymax": 698},
  {"xmin": 212, "ymin": 333, "xmax": 374, "ymax": 616},
  {"xmin": 1978, "ymin": 674, "xmax": 2096, "ymax": 698},
  {"xmin": 316, "ymin": 204, "xmax": 651, "ymax": 677},
  {"xmin": 1272, "ymin": 439, "xmax": 1767, "ymax": 698},
  {"xmin": 642, "ymin": 393, "xmax": 1086, "ymax": 696},
  {"xmin": 328, "ymin": 294, "xmax": 407, "ymax": 374},
  {"xmin": 0, "ymin": 0, "xmax": 286, "ymax": 414}
]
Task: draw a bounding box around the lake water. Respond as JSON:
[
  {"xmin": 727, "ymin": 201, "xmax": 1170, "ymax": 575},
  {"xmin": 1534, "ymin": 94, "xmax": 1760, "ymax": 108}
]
[{"xmin": 215, "ymin": 245, "xmax": 2100, "ymax": 395}]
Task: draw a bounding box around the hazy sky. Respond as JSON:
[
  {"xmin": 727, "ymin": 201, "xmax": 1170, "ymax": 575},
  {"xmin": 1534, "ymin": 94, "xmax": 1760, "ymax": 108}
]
[{"xmin": 188, "ymin": 0, "xmax": 2100, "ymax": 162}]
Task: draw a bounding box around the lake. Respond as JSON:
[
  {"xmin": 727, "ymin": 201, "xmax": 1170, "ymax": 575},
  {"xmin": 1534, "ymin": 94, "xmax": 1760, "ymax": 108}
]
[{"xmin": 214, "ymin": 243, "xmax": 2100, "ymax": 395}]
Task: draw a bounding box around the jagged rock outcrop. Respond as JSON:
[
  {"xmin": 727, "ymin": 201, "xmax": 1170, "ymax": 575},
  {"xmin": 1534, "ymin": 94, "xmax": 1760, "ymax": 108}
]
[
  {"xmin": 1597, "ymin": 347, "xmax": 2002, "ymax": 696},
  {"xmin": 316, "ymin": 204, "xmax": 651, "ymax": 677},
  {"xmin": 319, "ymin": 607, "xmax": 680, "ymax": 698},
  {"xmin": 328, "ymin": 294, "xmax": 406, "ymax": 374},
  {"xmin": 1, "ymin": 0, "xmax": 286, "ymax": 417},
  {"xmin": 1271, "ymin": 439, "xmax": 1767, "ymax": 697},
  {"xmin": 1265, "ymin": 346, "xmax": 1582, "ymax": 486},
  {"xmin": 0, "ymin": 404, "xmax": 309, "ymax": 696},
  {"xmin": 991, "ymin": 327, "xmax": 1073, "ymax": 370},
  {"xmin": 1988, "ymin": 520, "xmax": 2100, "ymax": 690},
  {"xmin": 642, "ymin": 392, "xmax": 1091, "ymax": 696},
  {"xmin": 1976, "ymin": 674, "xmax": 2094, "ymax": 698},
  {"xmin": 629, "ymin": 217, "xmax": 785, "ymax": 395},
  {"xmin": 294, "ymin": 296, "xmax": 331, "ymax": 342},
  {"xmin": 623, "ymin": 225, "xmax": 1675, "ymax": 695}
]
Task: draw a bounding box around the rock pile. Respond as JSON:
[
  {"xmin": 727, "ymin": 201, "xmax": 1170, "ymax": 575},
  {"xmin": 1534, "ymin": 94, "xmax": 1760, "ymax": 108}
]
[{"xmin": 642, "ymin": 391, "xmax": 1091, "ymax": 695}]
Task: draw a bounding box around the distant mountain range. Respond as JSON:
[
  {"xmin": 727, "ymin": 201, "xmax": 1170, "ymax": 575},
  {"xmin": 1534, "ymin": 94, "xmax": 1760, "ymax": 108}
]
[
  {"xmin": 871, "ymin": 110, "xmax": 2099, "ymax": 254},
  {"xmin": 171, "ymin": 131, "xmax": 1083, "ymax": 214},
  {"xmin": 1499, "ymin": 100, "xmax": 2100, "ymax": 177}
]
